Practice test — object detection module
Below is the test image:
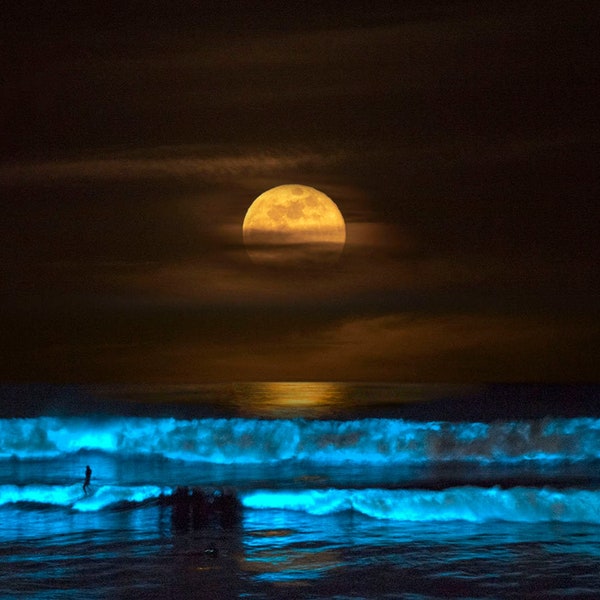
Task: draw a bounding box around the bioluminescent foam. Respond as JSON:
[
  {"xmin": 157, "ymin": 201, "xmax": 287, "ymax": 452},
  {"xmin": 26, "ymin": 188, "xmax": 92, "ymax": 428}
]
[
  {"xmin": 0, "ymin": 416, "xmax": 599, "ymax": 465},
  {"xmin": 241, "ymin": 487, "xmax": 600, "ymax": 523},
  {"xmin": 2, "ymin": 483, "xmax": 600, "ymax": 523},
  {"xmin": 0, "ymin": 483, "xmax": 168, "ymax": 512}
]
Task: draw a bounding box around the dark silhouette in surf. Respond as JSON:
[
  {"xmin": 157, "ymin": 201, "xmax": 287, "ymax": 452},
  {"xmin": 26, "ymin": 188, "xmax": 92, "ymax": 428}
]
[{"xmin": 83, "ymin": 465, "xmax": 92, "ymax": 495}]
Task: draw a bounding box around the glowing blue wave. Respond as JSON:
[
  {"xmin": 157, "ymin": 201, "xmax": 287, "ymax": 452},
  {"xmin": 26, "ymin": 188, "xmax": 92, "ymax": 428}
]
[
  {"xmin": 242, "ymin": 487, "xmax": 600, "ymax": 523},
  {"xmin": 1, "ymin": 416, "xmax": 599, "ymax": 464},
  {"xmin": 0, "ymin": 483, "xmax": 167, "ymax": 511},
  {"xmin": 2, "ymin": 483, "xmax": 599, "ymax": 523}
]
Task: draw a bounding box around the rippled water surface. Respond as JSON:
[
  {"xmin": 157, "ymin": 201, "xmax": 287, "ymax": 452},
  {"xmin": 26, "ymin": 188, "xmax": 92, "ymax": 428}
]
[{"xmin": 3, "ymin": 502, "xmax": 600, "ymax": 599}]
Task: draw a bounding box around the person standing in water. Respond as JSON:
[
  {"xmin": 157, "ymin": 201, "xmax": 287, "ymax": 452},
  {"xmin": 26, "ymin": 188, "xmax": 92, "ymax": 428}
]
[{"xmin": 83, "ymin": 465, "xmax": 92, "ymax": 495}]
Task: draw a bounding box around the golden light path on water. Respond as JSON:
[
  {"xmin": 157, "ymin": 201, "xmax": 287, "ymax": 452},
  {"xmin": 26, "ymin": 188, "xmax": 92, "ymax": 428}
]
[
  {"xmin": 229, "ymin": 382, "xmax": 475, "ymax": 418},
  {"xmin": 88, "ymin": 382, "xmax": 477, "ymax": 419},
  {"xmin": 232, "ymin": 382, "xmax": 346, "ymax": 418}
]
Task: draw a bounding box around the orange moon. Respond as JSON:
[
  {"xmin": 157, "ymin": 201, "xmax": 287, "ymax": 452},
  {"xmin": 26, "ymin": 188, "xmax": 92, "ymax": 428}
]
[{"xmin": 242, "ymin": 184, "xmax": 346, "ymax": 266}]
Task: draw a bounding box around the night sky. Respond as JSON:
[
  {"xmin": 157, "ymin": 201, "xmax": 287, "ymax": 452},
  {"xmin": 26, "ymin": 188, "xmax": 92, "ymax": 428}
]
[{"xmin": 1, "ymin": 1, "xmax": 598, "ymax": 383}]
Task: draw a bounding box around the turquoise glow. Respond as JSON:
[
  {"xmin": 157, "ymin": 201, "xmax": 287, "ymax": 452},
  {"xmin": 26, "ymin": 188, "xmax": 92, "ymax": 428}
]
[
  {"xmin": 241, "ymin": 487, "xmax": 600, "ymax": 524},
  {"xmin": 1, "ymin": 483, "xmax": 599, "ymax": 524},
  {"xmin": 1, "ymin": 416, "xmax": 599, "ymax": 464}
]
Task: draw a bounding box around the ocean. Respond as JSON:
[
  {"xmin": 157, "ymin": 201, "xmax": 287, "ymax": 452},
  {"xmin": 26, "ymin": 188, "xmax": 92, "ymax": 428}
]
[{"xmin": 1, "ymin": 382, "xmax": 599, "ymax": 599}]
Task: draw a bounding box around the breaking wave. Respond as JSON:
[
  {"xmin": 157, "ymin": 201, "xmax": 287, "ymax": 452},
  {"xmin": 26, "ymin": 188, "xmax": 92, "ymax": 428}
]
[
  {"xmin": 2, "ymin": 483, "xmax": 600, "ymax": 523},
  {"xmin": 0, "ymin": 483, "xmax": 168, "ymax": 512},
  {"xmin": 242, "ymin": 487, "xmax": 600, "ymax": 523},
  {"xmin": 1, "ymin": 416, "xmax": 599, "ymax": 465}
]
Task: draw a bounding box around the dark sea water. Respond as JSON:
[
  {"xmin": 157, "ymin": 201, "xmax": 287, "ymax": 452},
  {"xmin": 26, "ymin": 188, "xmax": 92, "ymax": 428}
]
[{"xmin": 1, "ymin": 382, "xmax": 600, "ymax": 599}]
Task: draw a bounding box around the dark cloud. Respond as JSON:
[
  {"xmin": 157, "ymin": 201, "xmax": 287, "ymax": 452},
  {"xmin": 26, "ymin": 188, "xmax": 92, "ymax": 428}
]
[{"xmin": 1, "ymin": 2, "xmax": 598, "ymax": 382}]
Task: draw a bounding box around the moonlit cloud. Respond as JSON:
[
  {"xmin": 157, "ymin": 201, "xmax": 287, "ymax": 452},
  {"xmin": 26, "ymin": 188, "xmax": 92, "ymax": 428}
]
[
  {"xmin": 0, "ymin": 147, "xmax": 348, "ymax": 183},
  {"xmin": 220, "ymin": 313, "xmax": 599, "ymax": 383},
  {"xmin": 31, "ymin": 311, "xmax": 594, "ymax": 384}
]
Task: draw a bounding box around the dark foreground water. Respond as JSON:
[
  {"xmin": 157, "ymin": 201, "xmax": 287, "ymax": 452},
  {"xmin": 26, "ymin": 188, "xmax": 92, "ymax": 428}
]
[{"xmin": 1, "ymin": 383, "xmax": 600, "ymax": 599}]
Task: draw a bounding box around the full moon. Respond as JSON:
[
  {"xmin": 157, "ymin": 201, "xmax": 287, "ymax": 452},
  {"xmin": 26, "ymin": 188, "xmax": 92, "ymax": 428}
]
[{"xmin": 243, "ymin": 184, "xmax": 346, "ymax": 266}]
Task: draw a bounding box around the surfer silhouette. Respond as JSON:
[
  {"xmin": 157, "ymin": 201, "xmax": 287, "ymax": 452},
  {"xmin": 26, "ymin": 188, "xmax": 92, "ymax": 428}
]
[{"xmin": 83, "ymin": 465, "xmax": 92, "ymax": 495}]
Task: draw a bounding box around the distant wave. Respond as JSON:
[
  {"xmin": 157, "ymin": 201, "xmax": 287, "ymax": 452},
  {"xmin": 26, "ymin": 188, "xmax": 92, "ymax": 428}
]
[
  {"xmin": 2, "ymin": 483, "xmax": 599, "ymax": 523},
  {"xmin": 1, "ymin": 416, "xmax": 600, "ymax": 465}
]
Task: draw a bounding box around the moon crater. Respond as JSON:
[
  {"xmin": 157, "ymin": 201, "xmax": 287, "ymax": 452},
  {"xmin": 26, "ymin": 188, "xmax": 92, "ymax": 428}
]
[{"xmin": 243, "ymin": 184, "xmax": 346, "ymax": 266}]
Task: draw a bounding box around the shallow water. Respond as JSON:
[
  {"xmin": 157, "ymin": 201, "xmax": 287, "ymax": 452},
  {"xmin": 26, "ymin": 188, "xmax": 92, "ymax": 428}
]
[{"xmin": 3, "ymin": 503, "xmax": 600, "ymax": 599}]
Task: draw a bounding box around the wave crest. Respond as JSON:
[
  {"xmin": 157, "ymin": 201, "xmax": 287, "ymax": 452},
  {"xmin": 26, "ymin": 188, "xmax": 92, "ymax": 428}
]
[
  {"xmin": 3, "ymin": 483, "xmax": 599, "ymax": 523},
  {"xmin": 1, "ymin": 416, "xmax": 599, "ymax": 465},
  {"xmin": 0, "ymin": 483, "xmax": 167, "ymax": 511},
  {"xmin": 242, "ymin": 487, "xmax": 600, "ymax": 523}
]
